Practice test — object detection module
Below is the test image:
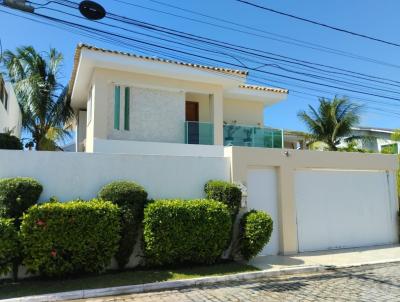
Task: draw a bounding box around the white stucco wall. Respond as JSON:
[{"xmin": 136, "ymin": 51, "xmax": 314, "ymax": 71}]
[
  {"xmin": 93, "ymin": 138, "xmax": 224, "ymax": 157},
  {"xmin": 223, "ymin": 98, "xmax": 264, "ymax": 125},
  {"xmin": 0, "ymin": 82, "xmax": 22, "ymax": 137},
  {"xmin": 0, "ymin": 150, "xmax": 230, "ymax": 201}
]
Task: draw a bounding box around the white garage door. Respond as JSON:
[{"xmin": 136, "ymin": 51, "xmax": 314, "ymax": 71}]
[
  {"xmin": 295, "ymin": 169, "xmax": 398, "ymax": 252},
  {"xmin": 247, "ymin": 169, "xmax": 279, "ymax": 255}
]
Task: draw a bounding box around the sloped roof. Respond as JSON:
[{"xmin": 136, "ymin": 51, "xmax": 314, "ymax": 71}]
[{"xmin": 238, "ymin": 84, "xmax": 289, "ymax": 94}]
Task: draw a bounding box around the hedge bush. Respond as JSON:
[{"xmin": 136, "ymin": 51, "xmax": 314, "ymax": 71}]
[
  {"xmin": 0, "ymin": 218, "xmax": 19, "ymax": 276},
  {"xmin": 20, "ymin": 199, "xmax": 121, "ymax": 277},
  {"xmin": 0, "ymin": 177, "xmax": 43, "ymax": 224},
  {"xmin": 204, "ymin": 180, "xmax": 242, "ymax": 218},
  {"xmin": 239, "ymin": 210, "xmax": 273, "ymax": 260},
  {"xmin": 0, "ymin": 133, "xmax": 23, "ymax": 150},
  {"xmin": 143, "ymin": 199, "xmax": 231, "ymax": 266},
  {"xmin": 98, "ymin": 181, "xmax": 148, "ymax": 269}
]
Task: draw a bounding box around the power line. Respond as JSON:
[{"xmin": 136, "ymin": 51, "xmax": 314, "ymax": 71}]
[
  {"xmin": 235, "ymin": 0, "xmax": 400, "ymax": 48},
  {"xmin": 3, "ymin": 2, "xmax": 400, "ymax": 118},
  {"xmin": 46, "ymin": 0, "xmax": 400, "ymax": 88},
  {"xmin": 109, "ymin": 0, "xmax": 400, "ymax": 70}
]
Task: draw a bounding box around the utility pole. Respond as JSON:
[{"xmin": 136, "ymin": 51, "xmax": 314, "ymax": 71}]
[{"xmin": 3, "ymin": 0, "xmax": 34, "ymax": 13}]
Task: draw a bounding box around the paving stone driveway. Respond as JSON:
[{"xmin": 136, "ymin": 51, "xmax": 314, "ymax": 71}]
[{"xmin": 76, "ymin": 263, "xmax": 400, "ymax": 302}]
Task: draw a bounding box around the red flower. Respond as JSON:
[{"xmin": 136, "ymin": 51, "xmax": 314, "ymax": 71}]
[
  {"xmin": 51, "ymin": 249, "xmax": 57, "ymax": 257},
  {"xmin": 36, "ymin": 219, "xmax": 46, "ymax": 226}
]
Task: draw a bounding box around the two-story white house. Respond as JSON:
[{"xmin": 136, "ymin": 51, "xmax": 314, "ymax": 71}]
[
  {"xmin": 0, "ymin": 75, "xmax": 22, "ymax": 138},
  {"xmin": 69, "ymin": 44, "xmax": 288, "ymax": 155}
]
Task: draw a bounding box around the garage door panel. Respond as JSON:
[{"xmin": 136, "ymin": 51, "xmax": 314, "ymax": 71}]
[
  {"xmin": 295, "ymin": 170, "xmax": 396, "ymax": 252},
  {"xmin": 247, "ymin": 169, "xmax": 279, "ymax": 255}
]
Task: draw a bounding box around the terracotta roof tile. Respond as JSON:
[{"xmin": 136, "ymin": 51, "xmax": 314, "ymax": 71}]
[{"xmin": 238, "ymin": 84, "xmax": 288, "ymax": 94}]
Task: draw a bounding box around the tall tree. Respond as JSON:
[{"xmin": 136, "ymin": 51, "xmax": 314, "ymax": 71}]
[
  {"xmin": 298, "ymin": 97, "xmax": 361, "ymax": 151},
  {"xmin": 2, "ymin": 46, "xmax": 73, "ymax": 150}
]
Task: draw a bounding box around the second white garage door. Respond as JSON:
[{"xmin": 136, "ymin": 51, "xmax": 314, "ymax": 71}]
[{"xmin": 295, "ymin": 169, "xmax": 398, "ymax": 252}]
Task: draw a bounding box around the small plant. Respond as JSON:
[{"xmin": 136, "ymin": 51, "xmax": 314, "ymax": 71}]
[
  {"xmin": 98, "ymin": 181, "xmax": 148, "ymax": 269},
  {"xmin": 238, "ymin": 210, "xmax": 273, "ymax": 260},
  {"xmin": 0, "ymin": 218, "xmax": 19, "ymax": 276},
  {"xmin": 204, "ymin": 180, "xmax": 242, "ymax": 219},
  {"xmin": 0, "ymin": 133, "xmax": 23, "ymax": 150},
  {"xmin": 143, "ymin": 199, "xmax": 231, "ymax": 266},
  {"xmin": 20, "ymin": 199, "xmax": 121, "ymax": 277},
  {"xmin": 0, "ymin": 177, "xmax": 43, "ymax": 224}
]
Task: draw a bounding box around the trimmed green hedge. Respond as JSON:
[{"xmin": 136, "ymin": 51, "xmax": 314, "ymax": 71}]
[
  {"xmin": 98, "ymin": 181, "xmax": 148, "ymax": 269},
  {"xmin": 0, "ymin": 133, "xmax": 23, "ymax": 150},
  {"xmin": 0, "ymin": 177, "xmax": 43, "ymax": 224},
  {"xmin": 20, "ymin": 199, "xmax": 121, "ymax": 277},
  {"xmin": 0, "ymin": 218, "xmax": 19, "ymax": 275},
  {"xmin": 144, "ymin": 199, "xmax": 231, "ymax": 266},
  {"xmin": 204, "ymin": 180, "xmax": 242, "ymax": 219},
  {"xmin": 239, "ymin": 210, "xmax": 273, "ymax": 260}
]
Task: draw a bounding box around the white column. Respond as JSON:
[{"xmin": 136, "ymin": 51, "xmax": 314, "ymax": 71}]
[{"xmin": 211, "ymin": 92, "xmax": 223, "ymax": 145}]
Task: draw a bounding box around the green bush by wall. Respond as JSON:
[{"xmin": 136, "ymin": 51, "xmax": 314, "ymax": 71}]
[
  {"xmin": 204, "ymin": 180, "xmax": 242, "ymax": 219},
  {"xmin": 98, "ymin": 181, "xmax": 148, "ymax": 269},
  {"xmin": 20, "ymin": 199, "xmax": 121, "ymax": 277},
  {"xmin": 0, "ymin": 177, "xmax": 43, "ymax": 224},
  {"xmin": 239, "ymin": 210, "xmax": 273, "ymax": 260},
  {"xmin": 0, "ymin": 218, "xmax": 19, "ymax": 276},
  {"xmin": 0, "ymin": 133, "xmax": 23, "ymax": 150},
  {"xmin": 143, "ymin": 199, "xmax": 232, "ymax": 266}
]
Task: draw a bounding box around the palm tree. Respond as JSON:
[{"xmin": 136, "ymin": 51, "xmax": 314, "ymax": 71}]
[
  {"xmin": 298, "ymin": 97, "xmax": 361, "ymax": 151},
  {"xmin": 2, "ymin": 46, "xmax": 73, "ymax": 150}
]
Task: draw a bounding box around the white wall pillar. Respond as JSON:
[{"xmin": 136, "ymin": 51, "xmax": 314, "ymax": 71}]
[{"xmin": 211, "ymin": 92, "xmax": 223, "ymax": 145}]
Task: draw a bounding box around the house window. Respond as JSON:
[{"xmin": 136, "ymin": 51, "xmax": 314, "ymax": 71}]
[
  {"xmin": 87, "ymin": 86, "xmax": 92, "ymax": 125},
  {"xmin": 3, "ymin": 89, "xmax": 8, "ymax": 111},
  {"xmin": 124, "ymin": 87, "xmax": 130, "ymax": 131},
  {"xmin": 0, "ymin": 77, "xmax": 5, "ymax": 109},
  {"xmin": 114, "ymin": 85, "xmax": 121, "ymax": 130}
]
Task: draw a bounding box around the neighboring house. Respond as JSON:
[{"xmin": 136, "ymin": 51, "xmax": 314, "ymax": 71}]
[
  {"xmin": 0, "ymin": 75, "xmax": 22, "ymax": 137},
  {"xmin": 340, "ymin": 127, "xmax": 399, "ymax": 153},
  {"xmin": 69, "ymin": 44, "xmax": 288, "ymax": 154}
]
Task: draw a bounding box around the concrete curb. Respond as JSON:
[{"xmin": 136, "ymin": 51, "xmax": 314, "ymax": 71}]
[
  {"xmin": 1, "ymin": 265, "xmax": 326, "ymax": 302},
  {"xmin": 3, "ymin": 259, "xmax": 400, "ymax": 302}
]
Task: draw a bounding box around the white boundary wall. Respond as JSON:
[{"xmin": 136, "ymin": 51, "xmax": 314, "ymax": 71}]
[
  {"xmin": 0, "ymin": 150, "xmax": 230, "ymax": 202},
  {"xmin": 92, "ymin": 138, "xmax": 224, "ymax": 157}
]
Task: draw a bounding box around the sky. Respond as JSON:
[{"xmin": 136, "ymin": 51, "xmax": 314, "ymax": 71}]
[{"xmin": 1, "ymin": 0, "xmax": 400, "ymax": 133}]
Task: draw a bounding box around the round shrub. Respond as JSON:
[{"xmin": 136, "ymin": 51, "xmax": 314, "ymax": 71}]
[
  {"xmin": 0, "ymin": 177, "xmax": 43, "ymax": 223},
  {"xmin": 98, "ymin": 181, "xmax": 148, "ymax": 269},
  {"xmin": 144, "ymin": 199, "xmax": 232, "ymax": 266},
  {"xmin": 239, "ymin": 210, "xmax": 273, "ymax": 260},
  {"xmin": 20, "ymin": 199, "xmax": 121, "ymax": 277},
  {"xmin": 0, "ymin": 218, "xmax": 19, "ymax": 276},
  {"xmin": 0, "ymin": 133, "xmax": 23, "ymax": 150},
  {"xmin": 204, "ymin": 180, "xmax": 242, "ymax": 218}
]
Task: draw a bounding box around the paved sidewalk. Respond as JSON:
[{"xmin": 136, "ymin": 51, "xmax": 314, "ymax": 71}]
[
  {"xmin": 249, "ymin": 244, "xmax": 400, "ymax": 270},
  {"xmin": 69, "ymin": 262, "xmax": 400, "ymax": 302}
]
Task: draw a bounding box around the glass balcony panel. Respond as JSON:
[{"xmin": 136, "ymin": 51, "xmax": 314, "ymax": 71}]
[
  {"xmin": 223, "ymin": 124, "xmax": 283, "ymax": 149},
  {"xmin": 184, "ymin": 121, "xmax": 214, "ymax": 145}
]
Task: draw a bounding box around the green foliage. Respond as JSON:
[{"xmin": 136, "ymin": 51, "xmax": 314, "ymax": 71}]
[
  {"xmin": 239, "ymin": 210, "xmax": 273, "ymax": 261},
  {"xmin": 381, "ymin": 143, "xmax": 398, "ymax": 154},
  {"xmin": 98, "ymin": 181, "xmax": 148, "ymax": 269},
  {"xmin": 0, "ymin": 133, "xmax": 23, "ymax": 150},
  {"xmin": 0, "ymin": 178, "xmax": 43, "ymax": 223},
  {"xmin": 143, "ymin": 199, "xmax": 232, "ymax": 266},
  {"xmin": 20, "ymin": 199, "xmax": 121, "ymax": 277},
  {"xmin": 298, "ymin": 96, "xmax": 361, "ymax": 151},
  {"xmin": 3, "ymin": 46, "xmax": 74, "ymax": 150},
  {"xmin": 0, "ymin": 218, "xmax": 19, "ymax": 275},
  {"xmin": 338, "ymin": 141, "xmax": 373, "ymax": 153},
  {"xmin": 204, "ymin": 180, "xmax": 242, "ymax": 218}
]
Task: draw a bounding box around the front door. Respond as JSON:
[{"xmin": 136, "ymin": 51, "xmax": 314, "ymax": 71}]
[{"xmin": 185, "ymin": 101, "xmax": 199, "ymax": 144}]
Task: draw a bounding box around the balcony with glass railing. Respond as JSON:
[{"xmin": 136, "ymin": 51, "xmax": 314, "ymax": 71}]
[{"xmin": 184, "ymin": 121, "xmax": 283, "ymax": 148}]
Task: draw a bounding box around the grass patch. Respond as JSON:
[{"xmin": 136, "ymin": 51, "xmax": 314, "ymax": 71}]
[{"xmin": 0, "ymin": 262, "xmax": 258, "ymax": 299}]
